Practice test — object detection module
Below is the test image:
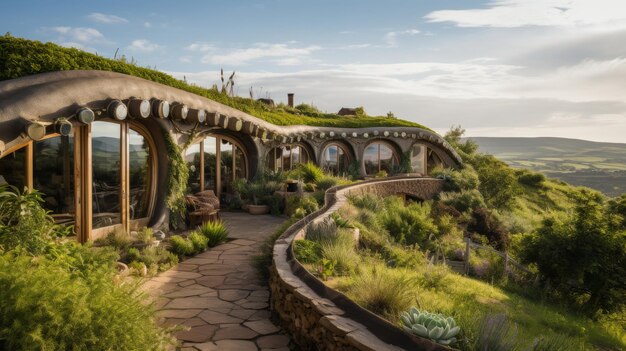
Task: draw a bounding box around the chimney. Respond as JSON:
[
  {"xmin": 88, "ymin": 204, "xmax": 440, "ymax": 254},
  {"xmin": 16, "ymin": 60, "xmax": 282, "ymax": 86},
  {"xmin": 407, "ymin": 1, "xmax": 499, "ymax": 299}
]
[{"xmin": 287, "ymin": 93, "xmax": 294, "ymax": 108}]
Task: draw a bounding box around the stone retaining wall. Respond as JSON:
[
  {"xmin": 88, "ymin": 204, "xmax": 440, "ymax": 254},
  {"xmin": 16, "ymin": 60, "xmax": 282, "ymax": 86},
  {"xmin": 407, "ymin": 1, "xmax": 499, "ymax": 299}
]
[{"xmin": 270, "ymin": 177, "xmax": 451, "ymax": 351}]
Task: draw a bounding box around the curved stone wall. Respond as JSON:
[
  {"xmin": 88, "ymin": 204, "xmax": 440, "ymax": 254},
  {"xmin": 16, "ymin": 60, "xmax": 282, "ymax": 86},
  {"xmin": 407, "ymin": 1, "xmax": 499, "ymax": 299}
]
[{"xmin": 270, "ymin": 177, "xmax": 453, "ymax": 351}]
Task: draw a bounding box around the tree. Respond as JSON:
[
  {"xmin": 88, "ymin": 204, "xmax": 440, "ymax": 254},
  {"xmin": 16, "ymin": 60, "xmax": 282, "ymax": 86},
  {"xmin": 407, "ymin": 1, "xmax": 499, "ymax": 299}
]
[{"xmin": 519, "ymin": 190, "xmax": 626, "ymax": 314}]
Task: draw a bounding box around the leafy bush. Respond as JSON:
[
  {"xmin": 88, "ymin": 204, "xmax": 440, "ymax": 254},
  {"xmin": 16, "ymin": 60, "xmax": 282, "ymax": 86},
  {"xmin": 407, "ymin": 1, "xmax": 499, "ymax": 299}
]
[
  {"xmin": 198, "ymin": 220, "xmax": 228, "ymax": 247},
  {"xmin": 0, "ymin": 249, "xmax": 173, "ymax": 350},
  {"xmin": 293, "ymin": 239, "xmax": 322, "ymax": 264},
  {"xmin": 320, "ymin": 229, "xmax": 359, "ymax": 275},
  {"xmin": 346, "ymin": 265, "xmax": 415, "ymax": 318},
  {"xmin": 285, "ymin": 195, "xmax": 319, "ymax": 217},
  {"xmin": 418, "ymin": 265, "xmax": 450, "ymax": 290},
  {"xmin": 168, "ymin": 235, "xmax": 195, "ymax": 257},
  {"xmin": 189, "ymin": 232, "xmax": 209, "ymax": 253},
  {"xmin": 349, "ymin": 193, "xmax": 382, "ymax": 212},
  {"xmin": 126, "ymin": 246, "xmax": 178, "ymax": 274},
  {"xmin": 266, "ymin": 193, "xmax": 284, "ymax": 215},
  {"xmin": 94, "ymin": 228, "xmax": 132, "ymax": 251},
  {"xmin": 0, "ymin": 185, "xmax": 67, "ymax": 255},
  {"xmin": 431, "ymin": 166, "xmax": 480, "ymax": 192},
  {"xmin": 379, "ymin": 198, "xmax": 437, "ymax": 246},
  {"xmin": 519, "ymin": 191, "xmax": 626, "ymax": 314},
  {"xmin": 516, "ymin": 169, "xmax": 546, "ymax": 188},
  {"xmin": 316, "ymin": 176, "xmax": 338, "ymax": 191},
  {"xmin": 136, "ymin": 227, "xmax": 154, "ymax": 244},
  {"xmin": 305, "ymin": 218, "xmax": 338, "ymax": 244},
  {"xmin": 294, "ymin": 162, "xmax": 324, "ymax": 183},
  {"xmin": 374, "ymin": 170, "xmax": 388, "ymax": 178},
  {"xmin": 467, "ymin": 207, "xmax": 510, "ymax": 251},
  {"xmin": 438, "ymin": 189, "xmax": 485, "ymax": 213}
]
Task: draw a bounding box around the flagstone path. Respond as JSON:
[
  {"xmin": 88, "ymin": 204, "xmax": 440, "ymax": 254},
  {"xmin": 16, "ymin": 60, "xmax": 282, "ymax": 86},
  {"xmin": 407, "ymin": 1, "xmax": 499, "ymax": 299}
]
[{"xmin": 142, "ymin": 212, "xmax": 291, "ymax": 351}]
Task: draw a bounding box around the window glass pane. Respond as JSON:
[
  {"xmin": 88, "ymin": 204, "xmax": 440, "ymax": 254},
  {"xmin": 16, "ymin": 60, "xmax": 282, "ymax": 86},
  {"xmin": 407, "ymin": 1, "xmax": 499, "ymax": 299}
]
[
  {"xmin": 379, "ymin": 144, "xmax": 395, "ymax": 173},
  {"xmin": 363, "ymin": 144, "xmax": 379, "ymax": 175},
  {"xmin": 234, "ymin": 145, "xmax": 246, "ymax": 180},
  {"xmin": 291, "ymin": 146, "xmax": 301, "ymax": 166},
  {"xmin": 323, "ymin": 145, "xmax": 338, "ymax": 175},
  {"xmin": 282, "ymin": 146, "xmax": 291, "ymax": 170},
  {"xmin": 427, "ymin": 148, "xmax": 443, "ymax": 175},
  {"xmin": 411, "ymin": 144, "xmax": 425, "ymax": 174},
  {"xmin": 220, "ymin": 139, "xmax": 234, "ymax": 194},
  {"xmin": 0, "ymin": 146, "xmax": 26, "ymax": 189},
  {"xmin": 34, "ymin": 136, "xmax": 75, "ymax": 227},
  {"xmin": 337, "ymin": 146, "xmax": 347, "ymax": 175},
  {"xmin": 129, "ymin": 129, "xmax": 151, "ymax": 219},
  {"xmin": 92, "ymin": 121, "xmax": 121, "ymax": 229},
  {"xmin": 203, "ymin": 137, "xmax": 217, "ymax": 191},
  {"xmin": 185, "ymin": 143, "xmax": 201, "ymax": 194}
]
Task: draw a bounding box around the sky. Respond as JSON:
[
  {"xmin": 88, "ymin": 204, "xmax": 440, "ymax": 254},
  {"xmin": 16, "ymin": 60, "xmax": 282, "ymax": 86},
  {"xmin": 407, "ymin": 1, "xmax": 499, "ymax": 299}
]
[{"xmin": 2, "ymin": 0, "xmax": 626, "ymax": 142}]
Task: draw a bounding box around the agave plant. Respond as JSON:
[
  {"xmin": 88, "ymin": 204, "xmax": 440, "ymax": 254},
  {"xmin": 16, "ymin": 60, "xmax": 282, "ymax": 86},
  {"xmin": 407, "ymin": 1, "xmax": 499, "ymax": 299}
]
[{"xmin": 400, "ymin": 307, "xmax": 460, "ymax": 345}]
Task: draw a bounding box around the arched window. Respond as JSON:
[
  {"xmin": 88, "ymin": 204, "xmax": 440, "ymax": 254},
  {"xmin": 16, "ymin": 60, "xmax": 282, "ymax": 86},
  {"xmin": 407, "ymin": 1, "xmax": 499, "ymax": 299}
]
[
  {"xmin": 186, "ymin": 135, "xmax": 247, "ymax": 197},
  {"xmin": 427, "ymin": 148, "xmax": 443, "ymax": 175},
  {"xmin": 363, "ymin": 141, "xmax": 398, "ymax": 175},
  {"xmin": 266, "ymin": 144, "xmax": 310, "ymax": 172},
  {"xmin": 410, "ymin": 143, "xmax": 425, "ymax": 174},
  {"xmin": 321, "ymin": 143, "xmax": 351, "ymax": 176}
]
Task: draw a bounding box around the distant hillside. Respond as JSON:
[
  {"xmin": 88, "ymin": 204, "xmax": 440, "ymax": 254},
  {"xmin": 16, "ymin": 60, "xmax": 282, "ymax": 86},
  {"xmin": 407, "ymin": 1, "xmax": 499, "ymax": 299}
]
[{"xmin": 467, "ymin": 137, "xmax": 626, "ymax": 197}]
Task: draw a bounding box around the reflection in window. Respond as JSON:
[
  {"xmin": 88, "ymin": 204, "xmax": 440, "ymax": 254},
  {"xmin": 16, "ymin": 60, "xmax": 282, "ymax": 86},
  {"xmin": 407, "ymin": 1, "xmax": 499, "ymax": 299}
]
[
  {"xmin": 92, "ymin": 121, "xmax": 121, "ymax": 229},
  {"xmin": 364, "ymin": 142, "xmax": 398, "ymax": 175},
  {"xmin": 129, "ymin": 129, "xmax": 151, "ymax": 219},
  {"xmin": 220, "ymin": 140, "xmax": 234, "ymax": 195},
  {"xmin": 265, "ymin": 145, "xmax": 309, "ymax": 172},
  {"xmin": 410, "ymin": 144, "xmax": 425, "ymax": 174},
  {"xmin": 34, "ymin": 136, "xmax": 75, "ymax": 226},
  {"xmin": 427, "ymin": 148, "xmax": 443, "ymax": 175},
  {"xmin": 203, "ymin": 137, "xmax": 217, "ymax": 192},
  {"xmin": 321, "ymin": 144, "xmax": 350, "ymax": 176},
  {"xmin": 0, "ymin": 146, "xmax": 26, "ymax": 189},
  {"xmin": 185, "ymin": 143, "xmax": 201, "ymax": 194}
]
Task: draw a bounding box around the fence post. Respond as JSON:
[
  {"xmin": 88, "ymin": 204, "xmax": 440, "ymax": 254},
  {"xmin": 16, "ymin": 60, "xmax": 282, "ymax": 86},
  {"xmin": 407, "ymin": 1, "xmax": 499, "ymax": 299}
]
[{"xmin": 464, "ymin": 238, "xmax": 471, "ymax": 275}]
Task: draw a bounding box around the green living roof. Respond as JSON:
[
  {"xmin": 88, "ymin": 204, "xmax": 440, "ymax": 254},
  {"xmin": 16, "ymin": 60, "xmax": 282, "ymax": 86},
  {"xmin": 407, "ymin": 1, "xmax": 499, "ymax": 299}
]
[{"xmin": 0, "ymin": 35, "xmax": 429, "ymax": 130}]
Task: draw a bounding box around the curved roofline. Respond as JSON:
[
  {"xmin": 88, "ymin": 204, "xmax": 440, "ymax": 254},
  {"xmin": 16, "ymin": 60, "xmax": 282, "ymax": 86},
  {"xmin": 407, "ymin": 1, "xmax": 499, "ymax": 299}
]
[{"xmin": 0, "ymin": 70, "xmax": 462, "ymax": 164}]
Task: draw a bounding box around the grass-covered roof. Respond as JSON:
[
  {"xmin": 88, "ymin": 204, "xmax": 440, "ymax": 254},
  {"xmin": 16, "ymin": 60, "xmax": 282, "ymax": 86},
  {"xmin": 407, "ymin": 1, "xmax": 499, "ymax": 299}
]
[{"xmin": 0, "ymin": 35, "xmax": 428, "ymax": 129}]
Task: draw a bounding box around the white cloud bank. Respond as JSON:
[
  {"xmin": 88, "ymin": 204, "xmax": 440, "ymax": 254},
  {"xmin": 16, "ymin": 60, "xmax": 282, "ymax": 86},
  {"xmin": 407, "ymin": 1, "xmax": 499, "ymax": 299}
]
[
  {"xmin": 128, "ymin": 39, "xmax": 161, "ymax": 53},
  {"xmin": 87, "ymin": 13, "xmax": 128, "ymax": 24},
  {"xmin": 201, "ymin": 42, "xmax": 321, "ymax": 66}
]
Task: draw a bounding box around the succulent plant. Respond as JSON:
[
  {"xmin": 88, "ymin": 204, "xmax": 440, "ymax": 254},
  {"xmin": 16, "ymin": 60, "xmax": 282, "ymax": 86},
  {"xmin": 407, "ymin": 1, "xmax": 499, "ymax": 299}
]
[{"xmin": 400, "ymin": 307, "xmax": 460, "ymax": 345}]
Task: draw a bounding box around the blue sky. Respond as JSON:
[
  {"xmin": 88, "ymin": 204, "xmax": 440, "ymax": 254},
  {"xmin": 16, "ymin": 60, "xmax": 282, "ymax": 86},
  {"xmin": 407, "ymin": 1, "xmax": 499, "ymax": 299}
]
[{"xmin": 3, "ymin": 0, "xmax": 626, "ymax": 142}]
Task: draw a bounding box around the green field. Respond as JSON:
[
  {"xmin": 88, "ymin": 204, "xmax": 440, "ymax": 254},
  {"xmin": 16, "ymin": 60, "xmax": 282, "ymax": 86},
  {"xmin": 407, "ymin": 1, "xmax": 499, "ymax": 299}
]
[{"xmin": 468, "ymin": 137, "xmax": 626, "ymax": 197}]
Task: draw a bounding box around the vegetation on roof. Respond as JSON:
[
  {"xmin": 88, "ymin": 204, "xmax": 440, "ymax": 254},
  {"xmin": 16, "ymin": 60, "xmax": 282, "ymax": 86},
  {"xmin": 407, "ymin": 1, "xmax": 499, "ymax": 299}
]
[{"xmin": 0, "ymin": 34, "xmax": 428, "ymax": 130}]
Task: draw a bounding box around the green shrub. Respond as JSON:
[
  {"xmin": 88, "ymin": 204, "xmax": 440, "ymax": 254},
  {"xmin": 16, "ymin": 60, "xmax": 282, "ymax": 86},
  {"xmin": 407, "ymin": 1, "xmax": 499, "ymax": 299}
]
[
  {"xmin": 305, "ymin": 218, "xmax": 338, "ymax": 244},
  {"xmin": 266, "ymin": 193, "xmax": 285, "ymax": 215},
  {"xmin": 189, "ymin": 232, "xmax": 209, "ymax": 253},
  {"xmin": 418, "ymin": 265, "xmax": 450, "ymax": 290},
  {"xmin": 467, "ymin": 207, "xmax": 510, "ymax": 251},
  {"xmin": 431, "ymin": 166, "xmax": 480, "ymax": 192},
  {"xmin": 293, "ymin": 239, "xmax": 322, "ymax": 264},
  {"xmin": 379, "ymin": 198, "xmax": 437, "ymax": 246},
  {"xmin": 127, "ymin": 246, "xmax": 179, "ymax": 274},
  {"xmin": 316, "ymin": 176, "xmax": 338, "ymax": 191},
  {"xmin": 345, "ymin": 265, "xmax": 415, "ymax": 319},
  {"xmin": 349, "ymin": 193, "xmax": 382, "ymax": 212},
  {"xmin": 295, "ymin": 162, "xmax": 324, "ymax": 183},
  {"xmin": 0, "ymin": 185, "xmax": 67, "ymax": 255},
  {"xmin": 320, "ymin": 230, "xmax": 359, "ymax": 275},
  {"xmin": 94, "ymin": 228, "xmax": 132, "ymax": 251},
  {"xmin": 303, "ymin": 183, "xmax": 316, "ymax": 192},
  {"xmin": 0, "ymin": 249, "xmax": 174, "ymax": 350},
  {"xmin": 375, "ymin": 170, "xmax": 388, "ymax": 178},
  {"xmin": 438, "ymin": 189, "xmax": 485, "ymax": 213},
  {"xmin": 136, "ymin": 227, "xmax": 154, "ymax": 244},
  {"xmin": 516, "ymin": 169, "xmax": 546, "ymax": 188},
  {"xmin": 168, "ymin": 235, "xmax": 194, "ymax": 257},
  {"xmin": 198, "ymin": 220, "xmax": 228, "ymax": 247}
]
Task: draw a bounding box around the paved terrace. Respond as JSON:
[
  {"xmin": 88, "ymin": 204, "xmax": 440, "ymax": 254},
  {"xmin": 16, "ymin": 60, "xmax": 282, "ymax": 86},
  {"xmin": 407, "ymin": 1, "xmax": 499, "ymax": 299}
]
[{"xmin": 142, "ymin": 212, "xmax": 291, "ymax": 351}]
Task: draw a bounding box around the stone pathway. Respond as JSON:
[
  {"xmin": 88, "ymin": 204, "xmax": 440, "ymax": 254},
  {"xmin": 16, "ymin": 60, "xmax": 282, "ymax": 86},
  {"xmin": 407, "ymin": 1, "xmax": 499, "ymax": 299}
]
[{"xmin": 142, "ymin": 212, "xmax": 291, "ymax": 351}]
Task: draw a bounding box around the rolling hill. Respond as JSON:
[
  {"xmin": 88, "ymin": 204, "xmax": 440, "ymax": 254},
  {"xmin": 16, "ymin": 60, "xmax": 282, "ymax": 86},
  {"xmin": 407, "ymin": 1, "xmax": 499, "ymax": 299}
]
[{"xmin": 467, "ymin": 137, "xmax": 626, "ymax": 197}]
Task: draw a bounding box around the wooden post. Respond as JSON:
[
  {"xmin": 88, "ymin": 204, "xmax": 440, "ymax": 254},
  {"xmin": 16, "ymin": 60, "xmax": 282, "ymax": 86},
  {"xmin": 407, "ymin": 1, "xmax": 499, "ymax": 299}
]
[{"xmin": 464, "ymin": 237, "xmax": 471, "ymax": 275}]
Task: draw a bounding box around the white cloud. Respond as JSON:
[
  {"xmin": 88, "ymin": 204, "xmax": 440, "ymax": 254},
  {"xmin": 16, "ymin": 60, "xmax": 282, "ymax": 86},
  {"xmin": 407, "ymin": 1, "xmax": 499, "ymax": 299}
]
[
  {"xmin": 384, "ymin": 29, "xmax": 420, "ymax": 47},
  {"xmin": 342, "ymin": 44, "xmax": 371, "ymax": 50},
  {"xmin": 186, "ymin": 42, "xmax": 215, "ymax": 52},
  {"xmin": 425, "ymin": 0, "xmax": 626, "ymax": 28},
  {"xmin": 87, "ymin": 12, "xmax": 128, "ymax": 24},
  {"xmin": 179, "ymin": 56, "xmax": 192, "ymax": 63},
  {"xmin": 201, "ymin": 43, "xmax": 321, "ymax": 66},
  {"xmin": 128, "ymin": 39, "xmax": 161, "ymax": 52},
  {"xmin": 47, "ymin": 26, "xmax": 106, "ymax": 43},
  {"xmin": 144, "ymin": 22, "xmax": 152, "ymax": 28}
]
